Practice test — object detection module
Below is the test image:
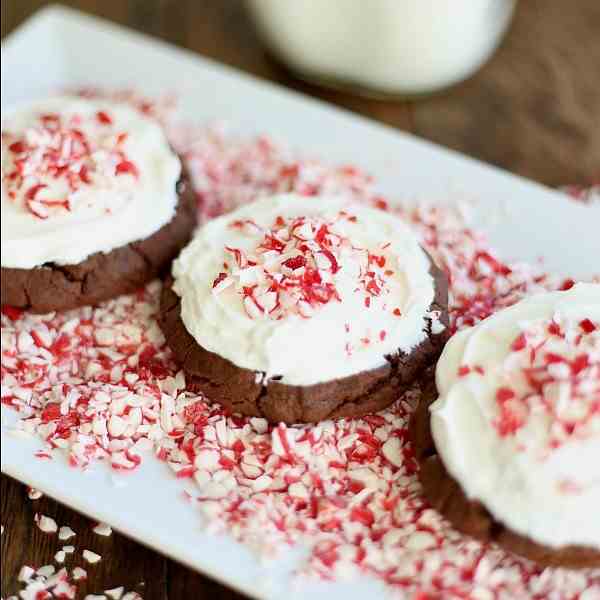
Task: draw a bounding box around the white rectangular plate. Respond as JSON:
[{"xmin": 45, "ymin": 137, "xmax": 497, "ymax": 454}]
[{"xmin": 2, "ymin": 6, "xmax": 599, "ymax": 600}]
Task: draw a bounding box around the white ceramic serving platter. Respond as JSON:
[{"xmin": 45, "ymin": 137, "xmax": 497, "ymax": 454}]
[{"xmin": 2, "ymin": 6, "xmax": 599, "ymax": 599}]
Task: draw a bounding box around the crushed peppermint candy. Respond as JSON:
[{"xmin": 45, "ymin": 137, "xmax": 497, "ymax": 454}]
[
  {"xmin": 58, "ymin": 526, "xmax": 76, "ymax": 541},
  {"xmin": 8, "ymin": 555, "xmax": 138, "ymax": 600},
  {"xmin": 35, "ymin": 513, "xmax": 58, "ymax": 534},
  {"xmin": 213, "ymin": 212, "xmax": 394, "ymax": 320},
  {"xmin": 105, "ymin": 587, "xmax": 125, "ymax": 600},
  {"xmin": 1, "ymin": 106, "xmax": 138, "ymax": 220},
  {"xmin": 10, "ymin": 565, "xmax": 77, "ymax": 600},
  {"xmin": 82, "ymin": 549, "xmax": 102, "ymax": 564},
  {"xmin": 2, "ymin": 91, "xmax": 599, "ymax": 598},
  {"xmin": 18, "ymin": 565, "xmax": 36, "ymax": 582},
  {"xmin": 37, "ymin": 564, "xmax": 56, "ymax": 577},
  {"xmin": 72, "ymin": 567, "xmax": 88, "ymax": 581},
  {"xmin": 92, "ymin": 522, "xmax": 113, "ymax": 537},
  {"xmin": 492, "ymin": 315, "xmax": 599, "ymax": 445},
  {"xmin": 27, "ymin": 486, "xmax": 43, "ymax": 500}
]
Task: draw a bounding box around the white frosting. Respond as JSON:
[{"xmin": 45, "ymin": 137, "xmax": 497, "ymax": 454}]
[
  {"xmin": 431, "ymin": 283, "xmax": 600, "ymax": 549},
  {"xmin": 1, "ymin": 96, "xmax": 181, "ymax": 268},
  {"xmin": 173, "ymin": 194, "xmax": 440, "ymax": 386}
]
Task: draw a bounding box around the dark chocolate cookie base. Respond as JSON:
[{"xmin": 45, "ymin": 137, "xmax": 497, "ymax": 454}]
[
  {"xmin": 159, "ymin": 257, "xmax": 449, "ymax": 424},
  {"xmin": 1, "ymin": 178, "xmax": 196, "ymax": 314},
  {"xmin": 411, "ymin": 374, "xmax": 600, "ymax": 569}
]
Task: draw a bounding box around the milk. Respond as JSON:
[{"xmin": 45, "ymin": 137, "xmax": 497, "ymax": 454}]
[{"xmin": 247, "ymin": 0, "xmax": 517, "ymax": 96}]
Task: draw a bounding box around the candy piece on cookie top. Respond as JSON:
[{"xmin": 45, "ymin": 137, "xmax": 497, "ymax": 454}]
[{"xmin": 431, "ymin": 283, "xmax": 600, "ymax": 550}]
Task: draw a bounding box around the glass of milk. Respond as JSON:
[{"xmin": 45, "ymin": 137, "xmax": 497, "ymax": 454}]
[{"xmin": 246, "ymin": 0, "xmax": 517, "ymax": 98}]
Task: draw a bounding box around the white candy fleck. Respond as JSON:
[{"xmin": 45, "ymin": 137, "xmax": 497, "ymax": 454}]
[
  {"xmin": 72, "ymin": 566, "xmax": 87, "ymax": 580},
  {"xmin": 58, "ymin": 526, "xmax": 76, "ymax": 540},
  {"xmin": 93, "ymin": 522, "xmax": 113, "ymax": 537},
  {"xmin": 83, "ymin": 549, "xmax": 102, "ymax": 564},
  {"xmin": 35, "ymin": 513, "xmax": 57, "ymax": 534},
  {"xmin": 105, "ymin": 587, "xmax": 125, "ymax": 600},
  {"xmin": 381, "ymin": 437, "xmax": 403, "ymax": 467}
]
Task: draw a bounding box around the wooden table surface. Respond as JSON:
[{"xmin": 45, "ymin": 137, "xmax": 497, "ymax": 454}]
[{"xmin": 1, "ymin": 1, "xmax": 599, "ymax": 598}]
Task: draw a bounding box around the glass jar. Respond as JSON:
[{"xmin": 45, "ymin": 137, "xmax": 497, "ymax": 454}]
[{"xmin": 247, "ymin": 0, "xmax": 517, "ymax": 98}]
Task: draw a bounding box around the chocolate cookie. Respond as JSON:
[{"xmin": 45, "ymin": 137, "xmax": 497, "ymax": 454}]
[
  {"xmin": 1, "ymin": 177, "xmax": 196, "ymax": 314},
  {"xmin": 159, "ymin": 257, "xmax": 449, "ymax": 424},
  {"xmin": 411, "ymin": 369, "xmax": 600, "ymax": 570}
]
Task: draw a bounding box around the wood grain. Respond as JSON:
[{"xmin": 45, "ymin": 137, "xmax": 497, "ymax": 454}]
[
  {"xmin": 411, "ymin": 1, "xmax": 600, "ymax": 186},
  {"xmin": 1, "ymin": 1, "xmax": 599, "ymax": 598}
]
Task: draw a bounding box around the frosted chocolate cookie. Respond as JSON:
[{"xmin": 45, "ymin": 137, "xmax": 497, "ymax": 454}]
[
  {"xmin": 1, "ymin": 96, "xmax": 196, "ymax": 313},
  {"xmin": 413, "ymin": 283, "xmax": 600, "ymax": 568},
  {"xmin": 160, "ymin": 193, "xmax": 449, "ymax": 423}
]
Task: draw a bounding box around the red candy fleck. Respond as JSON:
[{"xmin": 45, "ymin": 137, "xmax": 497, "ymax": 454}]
[
  {"xmin": 212, "ymin": 272, "xmax": 228, "ymax": 288},
  {"xmin": 25, "ymin": 184, "xmax": 48, "ymax": 201},
  {"xmin": 41, "ymin": 403, "xmax": 62, "ymax": 423},
  {"xmin": 371, "ymin": 254, "xmax": 386, "ymax": 268},
  {"xmin": 496, "ymin": 387, "xmax": 516, "ymax": 402},
  {"xmin": 115, "ymin": 160, "xmax": 139, "ymax": 178},
  {"xmin": 580, "ymin": 318, "xmax": 597, "ymax": 333},
  {"xmin": 96, "ymin": 110, "xmax": 113, "ymax": 124},
  {"xmin": 282, "ymin": 255, "xmax": 306, "ymax": 270},
  {"xmin": 1, "ymin": 305, "xmax": 23, "ymax": 320},
  {"xmin": 560, "ymin": 278, "xmax": 576, "ymax": 290},
  {"xmin": 547, "ymin": 321, "xmax": 562, "ymax": 336},
  {"xmin": 571, "ymin": 354, "xmax": 589, "ymax": 375},
  {"xmin": 320, "ymin": 247, "xmax": 339, "ymax": 274},
  {"xmin": 350, "ymin": 506, "xmax": 375, "ymax": 526},
  {"xmin": 511, "ymin": 332, "xmax": 527, "ymax": 351},
  {"xmin": 8, "ymin": 140, "xmax": 26, "ymax": 153},
  {"xmin": 473, "ymin": 251, "xmax": 512, "ymax": 276},
  {"xmin": 373, "ymin": 197, "xmax": 388, "ymax": 211},
  {"xmin": 175, "ymin": 466, "xmax": 195, "ymax": 478},
  {"xmin": 50, "ymin": 334, "xmax": 71, "ymax": 356},
  {"xmin": 365, "ymin": 280, "xmax": 381, "ymax": 296}
]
